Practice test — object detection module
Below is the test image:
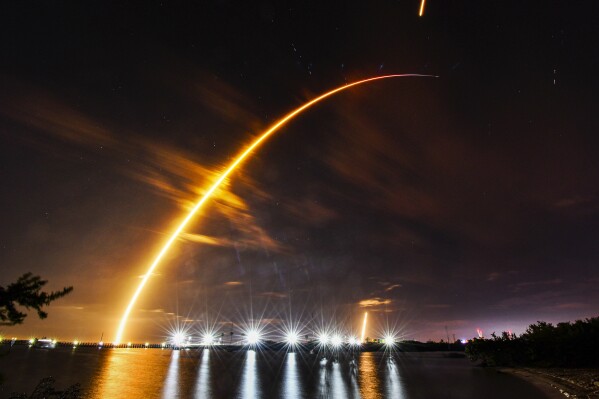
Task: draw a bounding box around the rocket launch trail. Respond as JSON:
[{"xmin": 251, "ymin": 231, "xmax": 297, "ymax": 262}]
[
  {"xmin": 114, "ymin": 73, "xmax": 435, "ymax": 344},
  {"xmin": 419, "ymin": 0, "xmax": 426, "ymax": 16}
]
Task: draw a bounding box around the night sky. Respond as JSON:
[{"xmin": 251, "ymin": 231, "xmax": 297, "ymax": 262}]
[{"xmin": 1, "ymin": 1, "xmax": 598, "ymax": 343}]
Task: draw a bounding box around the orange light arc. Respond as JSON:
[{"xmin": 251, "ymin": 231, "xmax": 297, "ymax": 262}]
[{"xmin": 114, "ymin": 73, "xmax": 435, "ymax": 344}]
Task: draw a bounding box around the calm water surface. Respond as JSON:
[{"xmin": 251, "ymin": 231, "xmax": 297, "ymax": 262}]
[{"xmin": 0, "ymin": 346, "xmax": 549, "ymax": 398}]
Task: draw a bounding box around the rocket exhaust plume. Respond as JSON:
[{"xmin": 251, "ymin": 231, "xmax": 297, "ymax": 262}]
[
  {"xmin": 361, "ymin": 312, "xmax": 368, "ymax": 343},
  {"xmin": 419, "ymin": 0, "xmax": 426, "ymax": 16},
  {"xmin": 114, "ymin": 74, "xmax": 435, "ymax": 344}
]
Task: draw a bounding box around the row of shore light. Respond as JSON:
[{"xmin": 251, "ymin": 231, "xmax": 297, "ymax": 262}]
[
  {"xmin": 2, "ymin": 332, "xmax": 397, "ymax": 349},
  {"xmin": 163, "ymin": 329, "xmax": 398, "ymax": 348},
  {"xmin": 0, "ymin": 330, "xmax": 397, "ymax": 348},
  {"xmin": 1, "ymin": 310, "xmax": 396, "ymax": 349}
]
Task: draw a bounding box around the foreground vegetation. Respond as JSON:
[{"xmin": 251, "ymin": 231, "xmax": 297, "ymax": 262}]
[
  {"xmin": 8, "ymin": 378, "xmax": 81, "ymax": 399},
  {"xmin": 0, "ymin": 273, "xmax": 74, "ymax": 396},
  {"xmin": 466, "ymin": 317, "xmax": 599, "ymax": 367},
  {"xmin": 0, "ymin": 273, "xmax": 73, "ymax": 326}
]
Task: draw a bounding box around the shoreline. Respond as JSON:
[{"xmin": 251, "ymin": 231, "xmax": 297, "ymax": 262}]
[{"xmin": 498, "ymin": 367, "xmax": 599, "ymax": 399}]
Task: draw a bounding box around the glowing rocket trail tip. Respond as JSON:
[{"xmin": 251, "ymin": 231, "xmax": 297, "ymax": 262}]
[
  {"xmin": 114, "ymin": 73, "xmax": 434, "ymax": 344},
  {"xmin": 419, "ymin": 0, "xmax": 426, "ymax": 16},
  {"xmin": 361, "ymin": 312, "xmax": 368, "ymax": 343}
]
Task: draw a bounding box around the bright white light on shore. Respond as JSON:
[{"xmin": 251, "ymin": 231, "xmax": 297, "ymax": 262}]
[
  {"xmin": 331, "ymin": 334, "xmax": 343, "ymax": 348},
  {"xmin": 172, "ymin": 332, "xmax": 186, "ymax": 347},
  {"xmin": 28, "ymin": 338, "xmax": 34, "ymax": 344},
  {"xmin": 348, "ymin": 336, "xmax": 359, "ymax": 346},
  {"xmin": 145, "ymin": 342, "xmax": 149, "ymax": 347},
  {"xmin": 461, "ymin": 339, "xmax": 468, "ymax": 344},
  {"xmin": 383, "ymin": 335, "xmax": 395, "ymax": 346},
  {"xmin": 246, "ymin": 330, "xmax": 261, "ymax": 345},
  {"xmin": 285, "ymin": 331, "xmax": 299, "ymax": 346},
  {"xmin": 98, "ymin": 341, "xmax": 104, "ymax": 347},
  {"xmin": 202, "ymin": 333, "xmax": 215, "ymax": 346},
  {"xmin": 73, "ymin": 340, "xmax": 79, "ymax": 346},
  {"xmin": 318, "ymin": 333, "xmax": 330, "ymax": 345}
]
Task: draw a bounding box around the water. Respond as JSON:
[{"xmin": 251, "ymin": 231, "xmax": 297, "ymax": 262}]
[{"xmin": 0, "ymin": 346, "xmax": 549, "ymax": 398}]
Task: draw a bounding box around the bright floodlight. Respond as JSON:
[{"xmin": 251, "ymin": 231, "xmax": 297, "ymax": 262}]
[
  {"xmin": 318, "ymin": 333, "xmax": 330, "ymax": 345},
  {"xmin": 172, "ymin": 332, "xmax": 186, "ymax": 347},
  {"xmin": 286, "ymin": 331, "xmax": 299, "ymax": 346},
  {"xmin": 383, "ymin": 335, "xmax": 395, "ymax": 346},
  {"xmin": 348, "ymin": 336, "xmax": 359, "ymax": 346},
  {"xmin": 331, "ymin": 334, "xmax": 343, "ymax": 348},
  {"xmin": 202, "ymin": 333, "xmax": 215, "ymax": 346},
  {"xmin": 246, "ymin": 330, "xmax": 261, "ymax": 345}
]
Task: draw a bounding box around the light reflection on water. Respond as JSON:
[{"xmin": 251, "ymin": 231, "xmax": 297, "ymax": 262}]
[
  {"xmin": 358, "ymin": 352, "xmax": 383, "ymax": 399},
  {"xmin": 238, "ymin": 350, "xmax": 261, "ymax": 398},
  {"xmin": 318, "ymin": 357, "xmax": 329, "ymax": 397},
  {"xmin": 331, "ymin": 361, "xmax": 349, "ymax": 399},
  {"xmin": 91, "ymin": 349, "xmax": 170, "ymax": 398},
  {"xmin": 0, "ymin": 346, "xmax": 551, "ymax": 399},
  {"xmin": 194, "ymin": 349, "xmax": 211, "ymax": 399},
  {"xmin": 283, "ymin": 352, "xmax": 301, "ymax": 398},
  {"xmin": 385, "ymin": 358, "xmax": 406, "ymax": 398},
  {"xmin": 348, "ymin": 358, "xmax": 362, "ymax": 398},
  {"xmin": 162, "ymin": 350, "xmax": 180, "ymax": 398}
]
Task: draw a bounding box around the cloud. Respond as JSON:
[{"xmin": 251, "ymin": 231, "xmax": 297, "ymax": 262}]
[
  {"xmin": 284, "ymin": 198, "xmax": 339, "ymax": 226},
  {"xmin": 179, "ymin": 232, "xmax": 229, "ymax": 246},
  {"xmin": 0, "ymin": 77, "xmax": 284, "ymax": 254},
  {"xmin": 384, "ymin": 284, "xmax": 402, "ymax": 292},
  {"xmin": 359, "ymin": 297, "xmax": 392, "ymax": 307}
]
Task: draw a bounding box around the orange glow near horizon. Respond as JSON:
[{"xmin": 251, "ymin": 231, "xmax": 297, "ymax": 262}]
[{"xmin": 114, "ymin": 74, "xmax": 434, "ymax": 344}]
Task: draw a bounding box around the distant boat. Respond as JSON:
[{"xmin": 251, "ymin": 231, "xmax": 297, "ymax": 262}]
[{"xmin": 33, "ymin": 338, "xmax": 56, "ymax": 349}]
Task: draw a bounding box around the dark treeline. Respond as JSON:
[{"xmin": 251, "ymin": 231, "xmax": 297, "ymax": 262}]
[
  {"xmin": 398, "ymin": 340, "xmax": 466, "ymax": 352},
  {"xmin": 465, "ymin": 317, "xmax": 599, "ymax": 367}
]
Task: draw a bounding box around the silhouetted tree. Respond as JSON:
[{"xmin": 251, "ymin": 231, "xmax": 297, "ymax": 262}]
[
  {"xmin": 466, "ymin": 317, "xmax": 599, "ymax": 367},
  {"xmin": 0, "ymin": 273, "xmax": 73, "ymax": 325},
  {"xmin": 8, "ymin": 377, "xmax": 81, "ymax": 399}
]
